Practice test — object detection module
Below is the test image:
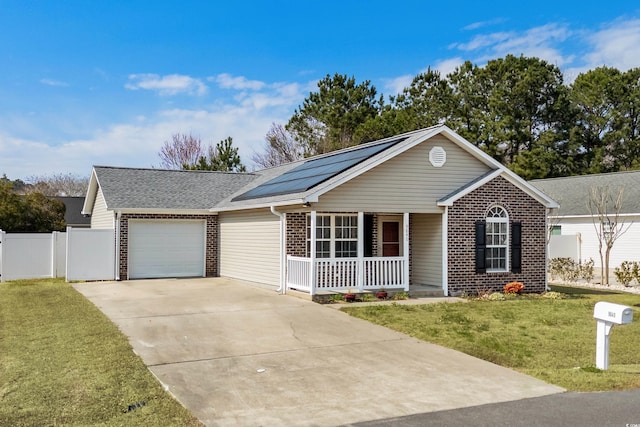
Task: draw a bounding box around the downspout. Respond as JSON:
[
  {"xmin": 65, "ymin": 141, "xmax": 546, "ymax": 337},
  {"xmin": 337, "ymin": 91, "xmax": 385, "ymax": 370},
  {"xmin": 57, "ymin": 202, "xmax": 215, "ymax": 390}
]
[
  {"xmin": 115, "ymin": 210, "xmax": 121, "ymax": 281},
  {"xmin": 270, "ymin": 206, "xmax": 286, "ymax": 294}
]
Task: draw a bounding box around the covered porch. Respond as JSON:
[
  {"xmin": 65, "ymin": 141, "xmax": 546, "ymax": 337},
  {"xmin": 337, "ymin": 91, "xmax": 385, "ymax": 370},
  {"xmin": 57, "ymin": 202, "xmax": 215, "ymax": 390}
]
[{"xmin": 285, "ymin": 211, "xmax": 412, "ymax": 295}]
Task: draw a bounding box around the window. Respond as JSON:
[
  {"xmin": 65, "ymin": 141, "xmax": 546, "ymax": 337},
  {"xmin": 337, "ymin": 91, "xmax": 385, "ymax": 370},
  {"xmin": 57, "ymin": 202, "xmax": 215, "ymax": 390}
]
[
  {"xmin": 335, "ymin": 215, "xmax": 358, "ymax": 257},
  {"xmin": 307, "ymin": 214, "xmax": 358, "ymax": 258},
  {"xmin": 475, "ymin": 206, "xmax": 521, "ymax": 275},
  {"xmin": 550, "ymin": 225, "xmax": 561, "ymax": 236},
  {"xmin": 485, "ymin": 206, "xmax": 508, "ymax": 272}
]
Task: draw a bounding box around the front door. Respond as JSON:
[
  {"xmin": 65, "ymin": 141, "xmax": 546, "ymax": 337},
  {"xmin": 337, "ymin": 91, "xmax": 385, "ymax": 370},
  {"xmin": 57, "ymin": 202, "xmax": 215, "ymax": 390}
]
[{"xmin": 382, "ymin": 222, "xmax": 400, "ymax": 256}]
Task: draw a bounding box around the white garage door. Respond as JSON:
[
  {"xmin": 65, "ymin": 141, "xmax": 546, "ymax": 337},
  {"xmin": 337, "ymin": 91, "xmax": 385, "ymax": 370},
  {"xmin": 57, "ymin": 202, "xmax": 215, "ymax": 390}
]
[
  {"xmin": 129, "ymin": 220, "xmax": 205, "ymax": 279},
  {"xmin": 219, "ymin": 209, "xmax": 280, "ymax": 287}
]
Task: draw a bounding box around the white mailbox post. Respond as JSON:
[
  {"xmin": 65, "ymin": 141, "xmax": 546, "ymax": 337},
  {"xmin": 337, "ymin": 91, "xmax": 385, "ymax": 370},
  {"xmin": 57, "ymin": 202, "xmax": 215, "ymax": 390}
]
[{"xmin": 593, "ymin": 302, "xmax": 634, "ymax": 370}]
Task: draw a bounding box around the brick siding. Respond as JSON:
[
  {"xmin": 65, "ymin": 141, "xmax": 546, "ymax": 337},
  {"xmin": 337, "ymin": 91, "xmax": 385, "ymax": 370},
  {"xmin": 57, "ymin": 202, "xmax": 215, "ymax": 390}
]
[
  {"xmin": 118, "ymin": 213, "xmax": 218, "ymax": 280},
  {"xmin": 447, "ymin": 176, "xmax": 547, "ymax": 295},
  {"xmin": 286, "ymin": 212, "xmax": 307, "ymax": 256}
]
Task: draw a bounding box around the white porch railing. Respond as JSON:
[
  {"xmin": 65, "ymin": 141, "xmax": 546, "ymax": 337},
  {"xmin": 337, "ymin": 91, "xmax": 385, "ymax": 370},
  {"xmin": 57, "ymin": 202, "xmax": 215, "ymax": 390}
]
[
  {"xmin": 286, "ymin": 256, "xmax": 312, "ymax": 292},
  {"xmin": 286, "ymin": 255, "xmax": 406, "ymax": 294}
]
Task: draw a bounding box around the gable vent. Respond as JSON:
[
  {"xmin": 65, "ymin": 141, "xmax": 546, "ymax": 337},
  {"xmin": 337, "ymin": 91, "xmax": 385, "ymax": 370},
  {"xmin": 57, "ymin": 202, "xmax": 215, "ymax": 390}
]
[{"xmin": 429, "ymin": 146, "xmax": 447, "ymax": 167}]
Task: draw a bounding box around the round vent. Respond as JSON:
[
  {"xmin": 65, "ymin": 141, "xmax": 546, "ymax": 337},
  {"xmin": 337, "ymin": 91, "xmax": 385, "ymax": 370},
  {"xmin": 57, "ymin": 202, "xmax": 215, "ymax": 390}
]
[{"xmin": 429, "ymin": 146, "xmax": 446, "ymax": 167}]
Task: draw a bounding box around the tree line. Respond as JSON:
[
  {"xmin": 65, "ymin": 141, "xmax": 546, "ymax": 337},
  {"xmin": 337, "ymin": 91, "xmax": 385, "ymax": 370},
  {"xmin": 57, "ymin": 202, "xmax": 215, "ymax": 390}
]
[
  {"xmin": 0, "ymin": 173, "xmax": 88, "ymax": 232},
  {"xmin": 253, "ymin": 55, "xmax": 640, "ymax": 180}
]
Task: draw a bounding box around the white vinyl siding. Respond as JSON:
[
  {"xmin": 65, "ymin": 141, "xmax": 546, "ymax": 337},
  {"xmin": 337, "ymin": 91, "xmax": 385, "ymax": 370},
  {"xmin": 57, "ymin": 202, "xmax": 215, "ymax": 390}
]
[
  {"xmin": 554, "ymin": 217, "xmax": 640, "ymax": 268},
  {"xmin": 411, "ymin": 213, "xmax": 442, "ymax": 286},
  {"xmin": 316, "ymin": 136, "xmax": 492, "ymax": 213},
  {"xmin": 90, "ymin": 187, "xmax": 114, "ymax": 229},
  {"xmin": 219, "ymin": 209, "xmax": 280, "ymax": 287},
  {"xmin": 128, "ymin": 220, "xmax": 205, "ymax": 279}
]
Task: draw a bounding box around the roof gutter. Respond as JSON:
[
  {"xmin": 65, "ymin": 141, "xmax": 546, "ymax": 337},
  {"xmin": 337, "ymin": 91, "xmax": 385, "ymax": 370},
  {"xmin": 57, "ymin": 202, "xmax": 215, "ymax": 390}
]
[
  {"xmin": 270, "ymin": 206, "xmax": 286, "ymax": 294},
  {"xmin": 212, "ymin": 199, "xmax": 305, "ymax": 213}
]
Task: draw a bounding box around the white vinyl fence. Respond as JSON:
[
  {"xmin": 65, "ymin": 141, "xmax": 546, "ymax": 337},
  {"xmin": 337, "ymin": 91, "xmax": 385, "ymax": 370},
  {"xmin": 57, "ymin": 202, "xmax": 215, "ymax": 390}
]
[
  {"xmin": 66, "ymin": 228, "xmax": 115, "ymax": 281},
  {"xmin": 549, "ymin": 234, "xmax": 581, "ymax": 262},
  {"xmin": 0, "ymin": 231, "xmax": 66, "ymax": 281},
  {"xmin": 0, "ymin": 228, "xmax": 115, "ymax": 282}
]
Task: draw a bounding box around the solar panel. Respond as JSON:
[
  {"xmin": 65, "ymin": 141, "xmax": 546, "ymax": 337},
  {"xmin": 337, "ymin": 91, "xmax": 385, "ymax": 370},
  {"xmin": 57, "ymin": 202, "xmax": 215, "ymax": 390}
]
[{"xmin": 233, "ymin": 137, "xmax": 407, "ymax": 201}]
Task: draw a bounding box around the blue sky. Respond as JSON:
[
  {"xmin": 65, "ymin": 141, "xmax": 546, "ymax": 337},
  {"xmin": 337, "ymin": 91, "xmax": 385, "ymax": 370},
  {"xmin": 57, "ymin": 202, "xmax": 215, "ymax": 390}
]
[{"xmin": 1, "ymin": 1, "xmax": 639, "ymax": 180}]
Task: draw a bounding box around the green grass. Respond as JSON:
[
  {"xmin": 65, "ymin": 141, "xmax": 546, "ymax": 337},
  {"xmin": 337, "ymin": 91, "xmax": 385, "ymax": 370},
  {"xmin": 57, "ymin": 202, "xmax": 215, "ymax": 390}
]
[
  {"xmin": 342, "ymin": 285, "xmax": 640, "ymax": 392},
  {"xmin": 0, "ymin": 278, "xmax": 202, "ymax": 426}
]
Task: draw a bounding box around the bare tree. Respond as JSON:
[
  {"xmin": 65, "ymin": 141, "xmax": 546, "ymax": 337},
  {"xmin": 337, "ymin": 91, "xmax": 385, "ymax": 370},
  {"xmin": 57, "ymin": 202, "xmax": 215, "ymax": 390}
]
[
  {"xmin": 159, "ymin": 132, "xmax": 204, "ymax": 169},
  {"xmin": 546, "ymin": 207, "xmax": 563, "ymax": 243},
  {"xmin": 24, "ymin": 173, "xmax": 89, "ymax": 196},
  {"xmin": 588, "ymin": 186, "xmax": 632, "ymax": 285},
  {"xmin": 251, "ymin": 123, "xmax": 303, "ymax": 169}
]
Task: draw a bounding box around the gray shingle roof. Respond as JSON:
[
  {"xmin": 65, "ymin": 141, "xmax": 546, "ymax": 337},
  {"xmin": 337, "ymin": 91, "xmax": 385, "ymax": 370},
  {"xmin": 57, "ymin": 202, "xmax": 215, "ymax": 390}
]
[
  {"xmin": 94, "ymin": 166, "xmax": 258, "ymax": 210},
  {"xmin": 437, "ymin": 170, "xmax": 499, "ymax": 204},
  {"xmin": 52, "ymin": 196, "xmax": 91, "ymax": 226},
  {"xmin": 530, "ymin": 171, "xmax": 640, "ymax": 216}
]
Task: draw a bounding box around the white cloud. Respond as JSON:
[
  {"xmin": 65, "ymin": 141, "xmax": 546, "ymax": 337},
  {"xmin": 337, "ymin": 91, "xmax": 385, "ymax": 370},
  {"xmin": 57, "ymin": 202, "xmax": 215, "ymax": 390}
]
[
  {"xmin": 125, "ymin": 73, "xmax": 208, "ymax": 96},
  {"xmin": 434, "ymin": 57, "xmax": 465, "ymax": 76},
  {"xmin": 1, "ymin": 75, "xmax": 309, "ymax": 179},
  {"xmin": 463, "ymin": 18, "xmax": 506, "ymax": 31},
  {"xmin": 451, "ymin": 23, "xmax": 572, "ymax": 67},
  {"xmin": 451, "ymin": 31, "xmax": 512, "ymax": 51},
  {"xmin": 582, "ymin": 19, "xmax": 640, "ymax": 71},
  {"xmin": 212, "ymin": 73, "xmax": 266, "ymax": 90},
  {"xmin": 383, "ymin": 74, "xmax": 414, "ymax": 96},
  {"xmin": 40, "ymin": 78, "xmax": 69, "ymax": 87}
]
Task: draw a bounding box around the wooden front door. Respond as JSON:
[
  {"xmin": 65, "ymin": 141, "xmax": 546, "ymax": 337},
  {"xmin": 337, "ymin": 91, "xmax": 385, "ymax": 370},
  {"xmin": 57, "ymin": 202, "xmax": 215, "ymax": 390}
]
[{"xmin": 382, "ymin": 222, "xmax": 400, "ymax": 256}]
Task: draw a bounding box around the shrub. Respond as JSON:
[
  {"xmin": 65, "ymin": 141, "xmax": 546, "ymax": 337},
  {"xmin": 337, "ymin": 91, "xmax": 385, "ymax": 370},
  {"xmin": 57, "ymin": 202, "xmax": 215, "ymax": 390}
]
[
  {"xmin": 329, "ymin": 294, "xmax": 345, "ymax": 303},
  {"xmin": 488, "ymin": 292, "xmax": 506, "ymax": 301},
  {"xmin": 614, "ymin": 261, "xmax": 640, "ymax": 287},
  {"xmin": 504, "ymin": 281, "xmax": 524, "ymax": 294},
  {"xmin": 549, "ymin": 258, "xmax": 594, "ymax": 283},
  {"xmin": 541, "ymin": 291, "xmax": 566, "ymax": 300},
  {"xmin": 360, "ymin": 293, "xmax": 376, "ymax": 302},
  {"xmin": 580, "ymin": 259, "xmax": 594, "ymax": 283},
  {"xmin": 393, "ymin": 291, "xmax": 410, "ymax": 300},
  {"xmin": 476, "ymin": 286, "xmax": 494, "ymax": 299}
]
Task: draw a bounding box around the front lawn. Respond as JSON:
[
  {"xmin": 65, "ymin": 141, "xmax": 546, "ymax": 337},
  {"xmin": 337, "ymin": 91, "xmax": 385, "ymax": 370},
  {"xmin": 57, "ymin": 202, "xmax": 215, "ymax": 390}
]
[
  {"xmin": 0, "ymin": 279, "xmax": 202, "ymax": 426},
  {"xmin": 342, "ymin": 285, "xmax": 640, "ymax": 391}
]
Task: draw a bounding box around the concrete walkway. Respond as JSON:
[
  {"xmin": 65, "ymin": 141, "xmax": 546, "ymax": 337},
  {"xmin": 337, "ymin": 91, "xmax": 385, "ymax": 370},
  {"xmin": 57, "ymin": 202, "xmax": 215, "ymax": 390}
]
[{"xmin": 74, "ymin": 278, "xmax": 563, "ymax": 426}]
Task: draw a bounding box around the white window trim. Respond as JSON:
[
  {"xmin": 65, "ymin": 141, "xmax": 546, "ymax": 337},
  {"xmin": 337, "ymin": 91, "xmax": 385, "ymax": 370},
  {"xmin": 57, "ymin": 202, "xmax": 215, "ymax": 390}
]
[
  {"xmin": 307, "ymin": 214, "xmax": 358, "ymax": 258},
  {"xmin": 486, "ymin": 206, "xmax": 509, "ymax": 273}
]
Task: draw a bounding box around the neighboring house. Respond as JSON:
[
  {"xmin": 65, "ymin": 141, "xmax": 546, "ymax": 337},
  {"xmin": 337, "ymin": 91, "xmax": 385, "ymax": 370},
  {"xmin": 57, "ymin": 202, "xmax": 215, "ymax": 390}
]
[
  {"xmin": 82, "ymin": 125, "xmax": 557, "ymax": 296},
  {"xmin": 531, "ymin": 171, "xmax": 640, "ymax": 269},
  {"xmin": 52, "ymin": 196, "xmax": 91, "ymax": 228}
]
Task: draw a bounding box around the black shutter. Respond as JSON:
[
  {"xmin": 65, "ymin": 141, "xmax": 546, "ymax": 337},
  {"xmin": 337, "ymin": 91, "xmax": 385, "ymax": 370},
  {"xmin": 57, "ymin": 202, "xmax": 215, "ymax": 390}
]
[
  {"xmin": 364, "ymin": 214, "xmax": 374, "ymax": 257},
  {"xmin": 511, "ymin": 222, "xmax": 522, "ymax": 274},
  {"xmin": 475, "ymin": 221, "xmax": 486, "ymax": 274}
]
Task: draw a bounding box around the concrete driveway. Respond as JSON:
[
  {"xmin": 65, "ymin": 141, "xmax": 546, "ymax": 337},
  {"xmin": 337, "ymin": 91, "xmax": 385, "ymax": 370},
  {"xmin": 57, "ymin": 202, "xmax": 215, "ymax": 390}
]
[{"xmin": 74, "ymin": 278, "xmax": 563, "ymax": 426}]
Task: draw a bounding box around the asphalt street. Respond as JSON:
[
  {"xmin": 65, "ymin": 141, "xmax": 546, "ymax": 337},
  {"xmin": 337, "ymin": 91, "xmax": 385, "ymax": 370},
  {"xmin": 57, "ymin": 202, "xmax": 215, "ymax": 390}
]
[{"xmin": 350, "ymin": 389, "xmax": 640, "ymax": 427}]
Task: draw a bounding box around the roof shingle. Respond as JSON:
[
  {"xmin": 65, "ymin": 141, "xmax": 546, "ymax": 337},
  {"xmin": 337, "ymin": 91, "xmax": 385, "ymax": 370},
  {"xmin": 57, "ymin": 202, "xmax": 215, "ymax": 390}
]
[
  {"xmin": 530, "ymin": 171, "xmax": 640, "ymax": 216},
  {"xmin": 94, "ymin": 166, "xmax": 258, "ymax": 210}
]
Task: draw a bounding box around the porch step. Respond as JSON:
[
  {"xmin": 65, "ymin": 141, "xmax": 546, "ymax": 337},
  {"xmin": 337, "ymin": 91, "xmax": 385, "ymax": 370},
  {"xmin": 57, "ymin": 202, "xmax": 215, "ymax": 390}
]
[
  {"xmin": 285, "ymin": 285, "xmax": 445, "ymax": 303},
  {"xmin": 409, "ymin": 285, "xmax": 445, "ymax": 298}
]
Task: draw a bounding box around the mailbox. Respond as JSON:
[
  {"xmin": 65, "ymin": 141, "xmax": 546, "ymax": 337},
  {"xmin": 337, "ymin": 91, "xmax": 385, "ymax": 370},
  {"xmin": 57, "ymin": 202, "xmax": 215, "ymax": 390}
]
[
  {"xmin": 593, "ymin": 302, "xmax": 634, "ymax": 325},
  {"xmin": 593, "ymin": 301, "xmax": 634, "ymax": 370}
]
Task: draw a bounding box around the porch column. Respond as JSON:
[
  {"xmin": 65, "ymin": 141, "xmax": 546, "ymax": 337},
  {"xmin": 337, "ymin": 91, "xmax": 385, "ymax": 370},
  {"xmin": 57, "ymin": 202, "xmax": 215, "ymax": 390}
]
[
  {"xmin": 309, "ymin": 210, "xmax": 317, "ymax": 296},
  {"xmin": 403, "ymin": 212, "xmax": 410, "ymax": 291},
  {"xmin": 442, "ymin": 207, "xmax": 449, "ymax": 296},
  {"xmin": 357, "ymin": 211, "xmax": 364, "ymax": 292}
]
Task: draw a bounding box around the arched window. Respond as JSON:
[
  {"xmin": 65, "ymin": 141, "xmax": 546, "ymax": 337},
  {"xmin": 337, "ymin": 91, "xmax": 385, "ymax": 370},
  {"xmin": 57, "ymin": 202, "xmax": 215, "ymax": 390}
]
[
  {"xmin": 475, "ymin": 206, "xmax": 522, "ymax": 275},
  {"xmin": 486, "ymin": 206, "xmax": 509, "ymax": 271}
]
